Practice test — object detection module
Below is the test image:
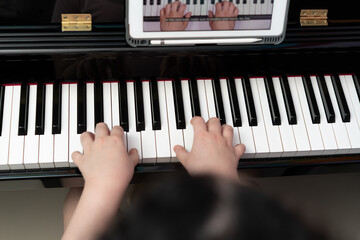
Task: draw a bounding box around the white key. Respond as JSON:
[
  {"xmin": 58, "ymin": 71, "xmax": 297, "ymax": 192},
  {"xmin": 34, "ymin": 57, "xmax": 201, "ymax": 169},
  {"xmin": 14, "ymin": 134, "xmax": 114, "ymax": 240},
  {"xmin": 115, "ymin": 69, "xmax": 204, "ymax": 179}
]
[
  {"xmin": 255, "ymin": 0, "xmax": 262, "ymax": 14},
  {"xmin": 272, "ymin": 77, "xmax": 297, "ymax": 157},
  {"xmin": 267, "ymin": 0, "xmax": 273, "ymax": 15},
  {"xmin": 204, "ymin": 79, "xmax": 217, "ymax": 119},
  {"xmin": 287, "ymin": 76, "xmax": 311, "ymax": 156},
  {"xmin": 165, "ymin": 81, "xmax": 184, "ymax": 161},
  {"xmin": 69, "ymin": 84, "xmax": 82, "ymax": 167},
  {"xmin": 142, "ymin": 81, "xmax": 157, "ymax": 163},
  {"xmin": 155, "ymin": 81, "xmax": 171, "ymax": 162},
  {"xmin": 127, "ymin": 82, "xmax": 142, "ymax": 161},
  {"xmin": 111, "ymin": 82, "xmax": 127, "ymax": 150},
  {"xmin": 310, "ymin": 76, "xmax": 338, "ymax": 155},
  {"xmin": 339, "ymin": 75, "xmax": 360, "ymax": 153},
  {"xmin": 86, "ymin": 83, "xmax": 95, "ymax": 133},
  {"xmin": 294, "ymin": 77, "xmax": 324, "ymax": 156},
  {"xmin": 249, "ymin": 0, "xmax": 256, "ymax": 15},
  {"xmin": 194, "ymin": 0, "xmax": 201, "ymax": 15},
  {"xmin": 103, "ymin": 83, "xmax": 112, "ymax": 129},
  {"xmin": 346, "ymin": 75, "xmax": 360, "ymax": 132},
  {"xmin": 257, "ymin": 78, "xmax": 283, "ymax": 157},
  {"xmin": 220, "ymin": 78, "xmax": 240, "ymax": 147},
  {"xmin": 234, "ymin": 78, "xmax": 256, "ymax": 158},
  {"xmin": 54, "ymin": 84, "xmax": 69, "ymax": 168},
  {"xmin": 0, "ymin": 86, "xmax": 13, "ymax": 170},
  {"xmin": 249, "ymin": 77, "xmax": 269, "ymax": 158},
  {"xmin": 197, "ymin": 79, "xmax": 209, "ymax": 121},
  {"xmin": 151, "ymin": 0, "xmax": 158, "ymax": 17},
  {"xmin": 39, "ymin": 84, "xmax": 54, "ymax": 168},
  {"xmin": 24, "ymin": 85, "xmax": 40, "ymax": 169},
  {"xmin": 145, "ymin": 0, "xmax": 152, "ymax": 17},
  {"xmin": 8, "ymin": 85, "xmax": 24, "ymax": 170},
  {"xmin": 242, "ymin": 0, "xmax": 250, "ymax": 15},
  {"xmin": 324, "ymin": 75, "xmax": 351, "ymax": 154},
  {"xmin": 200, "ymin": 0, "xmax": 208, "ymax": 16},
  {"xmin": 181, "ymin": 80, "xmax": 194, "ymax": 152}
]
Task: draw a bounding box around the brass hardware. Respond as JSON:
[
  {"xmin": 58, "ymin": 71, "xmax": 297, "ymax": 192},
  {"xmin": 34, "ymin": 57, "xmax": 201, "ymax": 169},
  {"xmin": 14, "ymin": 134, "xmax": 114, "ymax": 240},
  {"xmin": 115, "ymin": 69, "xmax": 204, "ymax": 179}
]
[
  {"xmin": 61, "ymin": 14, "xmax": 92, "ymax": 32},
  {"xmin": 300, "ymin": 9, "xmax": 328, "ymax": 26}
]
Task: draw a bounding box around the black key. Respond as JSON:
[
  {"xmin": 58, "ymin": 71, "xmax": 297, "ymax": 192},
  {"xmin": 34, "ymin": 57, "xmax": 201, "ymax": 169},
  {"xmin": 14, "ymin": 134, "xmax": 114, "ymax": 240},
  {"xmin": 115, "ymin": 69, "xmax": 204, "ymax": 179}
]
[
  {"xmin": 279, "ymin": 76, "xmax": 297, "ymax": 125},
  {"xmin": 149, "ymin": 78, "xmax": 161, "ymax": 130},
  {"xmin": 264, "ymin": 76, "xmax": 281, "ymax": 125},
  {"xmin": 242, "ymin": 77, "xmax": 257, "ymax": 126},
  {"xmin": 0, "ymin": 84, "xmax": 4, "ymax": 136},
  {"xmin": 227, "ymin": 77, "xmax": 241, "ymax": 127},
  {"xmin": 331, "ymin": 75, "xmax": 350, "ymax": 122},
  {"xmin": 150, "ymin": 0, "xmax": 154, "ymax": 5},
  {"xmin": 316, "ymin": 75, "xmax": 335, "ymax": 123},
  {"xmin": 35, "ymin": 83, "xmax": 46, "ymax": 135},
  {"xmin": 173, "ymin": 78, "xmax": 186, "ymax": 129},
  {"xmin": 302, "ymin": 75, "xmax": 320, "ymax": 124},
  {"xmin": 189, "ymin": 78, "xmax": 201, "ymax": 117},
  {"xmin": 94, "ymin": 81, "xmax": 104, "ymax": 127},
  {"xmin": 52, "ymin": 81, "xmax": 62, "ymax": 134},
  {"xmin": 18, "ymin": 83, "xmax": 30, "ymax": 136},
  {"xmin": 200, "ymin": 0, "xmax": 205, "ymax": 4},
  {"xmin": 77, "ymin": 82, "xmax": 87, "ymax": 134},
  {"xmin": 354, "ymin": 74, "xmax": 360, "ymax": 101},
  {"xmin": 134, "ymin": 79, "xmax": 145, "ymax": 131},
  {"xmin": 212, "ymin": 78, "xmax": 226, "ymax": 125},
  {"xmin": 119, "ymin": 80, "xmax": 129, "ymax": 132}
]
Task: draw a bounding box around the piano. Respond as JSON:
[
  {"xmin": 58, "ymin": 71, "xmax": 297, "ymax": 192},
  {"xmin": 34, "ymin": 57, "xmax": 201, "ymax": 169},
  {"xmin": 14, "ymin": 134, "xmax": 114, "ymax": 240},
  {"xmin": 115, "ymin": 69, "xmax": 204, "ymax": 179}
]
[{"xmin": 1, "ymin": 0, "xmax": 360, "ymax": 189}]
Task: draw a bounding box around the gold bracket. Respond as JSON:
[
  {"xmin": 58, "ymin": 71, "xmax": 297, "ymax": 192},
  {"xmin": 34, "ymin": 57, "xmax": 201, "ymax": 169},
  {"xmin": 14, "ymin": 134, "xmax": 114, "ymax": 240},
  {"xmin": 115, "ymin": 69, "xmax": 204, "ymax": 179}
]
[
  {"xmin": 300, "ymin": 9, "xmax": 328, "ymax": 26},
  {"xmin": 62, "ymin": 14, "xmax": 92, "ymax": 32}
]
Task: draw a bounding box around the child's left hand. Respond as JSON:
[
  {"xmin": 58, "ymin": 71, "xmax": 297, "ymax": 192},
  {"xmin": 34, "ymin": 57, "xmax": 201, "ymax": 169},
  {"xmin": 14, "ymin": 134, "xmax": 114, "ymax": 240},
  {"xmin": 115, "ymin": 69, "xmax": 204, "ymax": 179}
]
[{"xmin": 71, "ymin": 123, "xmax": 139, "ymax": 190}]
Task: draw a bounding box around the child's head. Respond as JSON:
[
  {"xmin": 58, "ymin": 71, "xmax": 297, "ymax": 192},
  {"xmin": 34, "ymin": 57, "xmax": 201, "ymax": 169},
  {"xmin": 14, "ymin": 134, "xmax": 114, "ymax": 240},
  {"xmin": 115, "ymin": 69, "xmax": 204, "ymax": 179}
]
[{"xmin": 102, "ymin": 175, "xmax": 327, "ymax": 240}]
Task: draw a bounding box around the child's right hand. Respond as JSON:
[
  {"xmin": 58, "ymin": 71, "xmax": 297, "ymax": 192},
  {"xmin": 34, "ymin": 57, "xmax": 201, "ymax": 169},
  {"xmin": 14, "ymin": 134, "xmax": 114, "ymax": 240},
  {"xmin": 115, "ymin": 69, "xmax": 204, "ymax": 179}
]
[{"xmin": 174, "ymin": 117, "xmax": 246, "ymax": 182}]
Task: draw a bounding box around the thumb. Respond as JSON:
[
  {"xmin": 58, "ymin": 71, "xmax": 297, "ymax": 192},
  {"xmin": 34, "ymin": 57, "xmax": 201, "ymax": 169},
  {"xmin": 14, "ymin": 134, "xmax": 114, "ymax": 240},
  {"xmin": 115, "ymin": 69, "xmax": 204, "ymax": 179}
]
[
  {"xmin": 208, "ymin": 10, "xmax": 214, "ymax": 18},
  {"xmin": 174, "ymin": 145, "xmax": 189, "ymax": 165},
  {"xmin": 234, "ymin": 144, "xmax": 246, "ymax": 160},
  {"xmin": 71, "ymin": 151, "xmax": 83, "ymax": 167},
  {"xmin": 184, "ymin": 12, "xmax": 192, "ymax": 18},
  {"xmin": 128, "ymin": 148, "xmax": 140, "ymax": 166}
]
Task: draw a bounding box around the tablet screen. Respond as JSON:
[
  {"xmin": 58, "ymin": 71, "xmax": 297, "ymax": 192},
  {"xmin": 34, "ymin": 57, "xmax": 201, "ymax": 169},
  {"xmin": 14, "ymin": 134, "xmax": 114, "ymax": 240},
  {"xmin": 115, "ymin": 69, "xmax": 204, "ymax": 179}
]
[{"xmin": 143, "ymin": 1, "xmax": 273, "ymax": 32}]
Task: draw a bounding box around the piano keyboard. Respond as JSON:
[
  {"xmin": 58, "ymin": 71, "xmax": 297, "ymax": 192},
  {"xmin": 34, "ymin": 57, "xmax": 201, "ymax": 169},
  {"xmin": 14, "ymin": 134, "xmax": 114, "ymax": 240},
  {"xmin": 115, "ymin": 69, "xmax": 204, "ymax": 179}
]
[
  {"xmin": 1, "ymin": 74, "xmax": 360, "ymax": 171},
  {"xmin": 144, "ymin": 0, "xmax": 273, "ymax": 20}
]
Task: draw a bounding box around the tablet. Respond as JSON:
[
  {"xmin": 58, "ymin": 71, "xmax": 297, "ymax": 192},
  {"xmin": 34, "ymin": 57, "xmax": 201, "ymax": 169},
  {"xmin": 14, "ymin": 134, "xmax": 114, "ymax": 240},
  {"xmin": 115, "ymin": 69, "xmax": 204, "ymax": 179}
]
[{"xmin": 127, "ymin": 0, "xmax": 290, "ymax": 47}]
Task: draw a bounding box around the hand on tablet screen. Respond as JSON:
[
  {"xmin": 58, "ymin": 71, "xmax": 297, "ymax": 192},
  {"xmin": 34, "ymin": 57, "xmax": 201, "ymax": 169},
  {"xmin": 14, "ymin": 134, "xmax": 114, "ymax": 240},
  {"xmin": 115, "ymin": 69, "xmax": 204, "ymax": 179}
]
[
  {"xmin": 160, "ymin": 2, "xmax": 192, "ymax": 31},
  {"xmin": 209, "ymin": 1, "xmax": 239, "ymax": 30}
]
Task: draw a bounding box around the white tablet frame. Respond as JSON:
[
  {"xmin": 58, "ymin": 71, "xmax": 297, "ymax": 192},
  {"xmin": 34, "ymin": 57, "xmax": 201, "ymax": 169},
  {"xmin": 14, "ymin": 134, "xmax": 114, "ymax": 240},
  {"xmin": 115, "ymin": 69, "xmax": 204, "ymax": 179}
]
[{"xmin": 128, "ymin": 0, "xmax": 289, "ymax": 42}]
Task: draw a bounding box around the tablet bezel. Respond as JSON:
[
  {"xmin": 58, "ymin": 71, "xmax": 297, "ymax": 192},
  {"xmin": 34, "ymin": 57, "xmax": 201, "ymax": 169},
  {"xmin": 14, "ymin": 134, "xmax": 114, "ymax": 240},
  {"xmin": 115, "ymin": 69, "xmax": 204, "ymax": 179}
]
[{"xmin": 128, "ymin": 0, "xmax": 289, "ymax": 40}]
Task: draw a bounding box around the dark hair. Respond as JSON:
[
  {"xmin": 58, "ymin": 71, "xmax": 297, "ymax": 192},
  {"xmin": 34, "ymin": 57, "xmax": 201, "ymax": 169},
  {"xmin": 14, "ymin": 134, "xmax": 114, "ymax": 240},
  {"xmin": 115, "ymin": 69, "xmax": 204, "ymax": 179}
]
[{"xmin": 102, "ymin": 175, "xmax": 327, "ymax": 240}]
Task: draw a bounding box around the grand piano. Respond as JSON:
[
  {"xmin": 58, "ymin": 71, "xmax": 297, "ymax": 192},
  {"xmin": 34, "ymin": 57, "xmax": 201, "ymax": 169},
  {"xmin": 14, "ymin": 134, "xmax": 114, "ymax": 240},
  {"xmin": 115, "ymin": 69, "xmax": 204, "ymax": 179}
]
[{"xmin": 1, "ymin": 0, "xmax": 360, "ymax": 188}]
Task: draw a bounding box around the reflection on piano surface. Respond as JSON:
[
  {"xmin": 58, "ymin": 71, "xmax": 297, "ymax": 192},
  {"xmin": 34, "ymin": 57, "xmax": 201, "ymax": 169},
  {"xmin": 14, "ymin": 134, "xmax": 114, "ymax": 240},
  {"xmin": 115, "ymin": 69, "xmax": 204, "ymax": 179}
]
[{"xmin": 1, "ymin": 0, "xmax": 360, "ymax": 186}]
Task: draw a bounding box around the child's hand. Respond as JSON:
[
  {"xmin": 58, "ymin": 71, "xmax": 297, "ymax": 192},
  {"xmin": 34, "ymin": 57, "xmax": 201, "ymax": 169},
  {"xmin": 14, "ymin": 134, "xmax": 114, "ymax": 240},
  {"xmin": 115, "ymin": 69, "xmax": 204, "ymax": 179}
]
[
  {"xmin": 71, "ymin": 123, "xmax": 139, "ymax": 190},
  {"xmin": 209, "ymin": 1, "xmax": 239, "ymax": 30},
  {"xmin": 174, "ymin": 117, "xmax": 245, "ymax": 181},
  {"xmin": 160, "ymin": 2, "xmax": 192, "ymax": 31}
]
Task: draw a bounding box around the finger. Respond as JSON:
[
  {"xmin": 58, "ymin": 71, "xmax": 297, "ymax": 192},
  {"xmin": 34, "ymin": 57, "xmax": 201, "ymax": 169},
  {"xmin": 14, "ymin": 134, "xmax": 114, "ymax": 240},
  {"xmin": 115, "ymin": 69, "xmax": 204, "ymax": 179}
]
[
  {"xmin": 234, "ymin": 143, "xmax": 246, "ymax": 159},
  {"xmin": 233, "ymin": 7, "xmax": 239, "ymax": 16},
  {"xmin": 80, "ymin": 131, "xmax": 94, "ymax": 152},
  {"xmin": 174, "ymin": 145, "xmax": 189, "ymax": 166},
  {"xmin": 171, "ymin": 1, "xmax": 181, "ymax": 12},
  {"xmin": 110, "ymin": 126, "xmax": 125, "ymax": 140},
  {"xmin": 71, "ymin": 151, "xmax": 83, "ymax": 167},
  {"xmin": 179, "ymin": 4, "xmax": 187, "ymax": 15},
  {"xmin": 165, "ymin": 4, "xmax": 171, "ymax": 15},
  {"xmin": 207, "ymin": 117, "xmax": 222, "ymax": 134},
  {"xmin": 128, "ymin": 148, "xmax": 140, "ymax": 166},
  {"xmin": 191, "ymin": 116, "xmax": 207, "ymax": 135},
  {"xmin": 222, "ymin": 124, "xmax": 234, "ymax": 146},
  {"xmin": 215, "ymin": 2, "xmax": 222, "ymax": 14},
  {"xmin": 95, "ymin": 122, "xmax": 110, "ymax": 140},
  {"xmin": 208, "ymin": 10, "xmax": 214, "ymax": 18}
]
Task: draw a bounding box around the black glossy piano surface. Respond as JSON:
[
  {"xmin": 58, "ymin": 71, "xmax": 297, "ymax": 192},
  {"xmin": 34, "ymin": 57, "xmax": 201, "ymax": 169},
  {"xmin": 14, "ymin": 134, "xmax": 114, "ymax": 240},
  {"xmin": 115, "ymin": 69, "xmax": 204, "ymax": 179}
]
[{"xmin": 1, "ymin": 0, "xmax": 360, "ymax": 187}]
